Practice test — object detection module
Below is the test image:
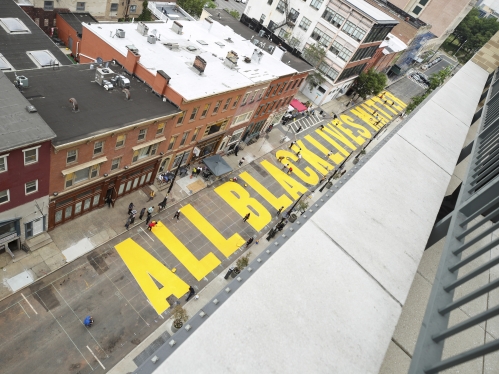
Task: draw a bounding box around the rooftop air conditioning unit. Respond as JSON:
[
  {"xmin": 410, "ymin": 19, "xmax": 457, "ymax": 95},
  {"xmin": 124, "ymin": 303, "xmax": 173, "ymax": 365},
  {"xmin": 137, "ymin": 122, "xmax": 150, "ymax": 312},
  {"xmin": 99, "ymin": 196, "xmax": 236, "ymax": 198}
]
[
  {"xmin": 116, "ymin": 29, "xmax": 125, "ymax": 38},
  {"xmin": 16, "ymin": 75, "xmax": 28, "ymax": 88},
  {"xmin": 252, "ymin": 38, "xmax": 259, "ymax": 46},
  {"xmin": 95, "ymin": 67, "xmax": 115, "ymax": 89},
  {"xmin": 147, "ymin": 35, "xmax": 156, "ymax": 44},
  {"xmin": 258, "ymin": 30, "xmax": 265, "ymax": 37},
  {"xmin": 137, "ymin": 22, "xmax": 149, "ymax": 36}
]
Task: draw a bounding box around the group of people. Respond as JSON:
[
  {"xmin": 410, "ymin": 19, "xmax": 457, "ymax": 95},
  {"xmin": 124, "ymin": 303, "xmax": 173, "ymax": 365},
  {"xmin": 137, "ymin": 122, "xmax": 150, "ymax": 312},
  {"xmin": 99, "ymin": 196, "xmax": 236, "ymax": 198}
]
[
  {"xmin": 157, "ymin": 173, "xmax": 171, "ymax": 185},
  {"xmin": 191, "ymin": 166, "xmax": 204, "ymax": 178}
]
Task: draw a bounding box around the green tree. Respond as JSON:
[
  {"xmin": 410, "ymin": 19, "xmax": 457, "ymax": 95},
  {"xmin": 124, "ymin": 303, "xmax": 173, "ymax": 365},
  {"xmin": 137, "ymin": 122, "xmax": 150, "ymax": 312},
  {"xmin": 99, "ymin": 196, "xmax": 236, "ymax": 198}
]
[
  {"xmin": 228, "ymin": 9, "xmax": 240, "ymax": 19},
  {"xmin": 428, "ymin": 66, "xmax": 452, "ymax": 90},
  {"xmin": 352, "ymin": 69, "xmax": 387, "ymax": 100},
  {"xmin": 177, "ymin": 0, "xmax": 209, "ymax": 18},
  {"xmin": 302, "ymin": 43, "xmax": 327, "ymax": 91},
  {"xmin": 136, "ymin": 1, "xmax": 152, "ymax": 21}
]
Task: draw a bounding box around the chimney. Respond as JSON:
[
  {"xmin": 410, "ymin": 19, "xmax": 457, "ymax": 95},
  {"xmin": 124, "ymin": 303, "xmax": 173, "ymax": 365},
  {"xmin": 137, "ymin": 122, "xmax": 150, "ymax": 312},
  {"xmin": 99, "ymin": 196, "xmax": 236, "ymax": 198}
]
[
  {"xmin": 172, "ymin": 21, "xmax": 183, "ymax": 35},
  {"xmin": 224, "ymin": 50, "xmax": 238, "ymax": 68},
  {"xmin": 251, "ymin": 49, "xmax": 263, "ymax": 63},
  {"xmin": 153, "ymin": 70, "xmax": 171, "ymax": 95},
  {"xmin": 203, "ymin": 17, "xmax": 213, "ymax": 32},
  {"xmin": 193, "ymin": 55, "xmax": 207, "ymax": 74},
  {"xmin": 124, "ymin": 47, "xmax": 140, "ymax": 75}
]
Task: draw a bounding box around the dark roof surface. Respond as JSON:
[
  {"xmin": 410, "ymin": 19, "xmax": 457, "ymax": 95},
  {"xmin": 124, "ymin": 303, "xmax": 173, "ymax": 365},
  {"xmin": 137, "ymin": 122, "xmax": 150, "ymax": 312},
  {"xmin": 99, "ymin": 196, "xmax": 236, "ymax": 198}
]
[
  {"xmin": 58, "ymin": 12, "xmax": 98, "ymax": 35},
  {"xmin": 5, "ymin": 64, "xmax": 181, "ymax": 146},
  {"xmin": 205, "ymin": 9, "xmax": 313, "ymax": 73},
  {"xmin": 0, "ymin": 71, "xmax": 55, "ymax": 153},
  {"xmin": 0, "ymin": 0, "xmax": 72, "ymax": 70}
]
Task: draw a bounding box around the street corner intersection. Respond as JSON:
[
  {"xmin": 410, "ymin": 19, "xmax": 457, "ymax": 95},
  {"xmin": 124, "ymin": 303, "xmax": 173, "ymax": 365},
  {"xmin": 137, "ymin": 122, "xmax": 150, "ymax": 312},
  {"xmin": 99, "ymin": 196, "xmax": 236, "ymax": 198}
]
[{"xmin": 0, "ymin": 90, "xmax": 406, "ymax": 374}]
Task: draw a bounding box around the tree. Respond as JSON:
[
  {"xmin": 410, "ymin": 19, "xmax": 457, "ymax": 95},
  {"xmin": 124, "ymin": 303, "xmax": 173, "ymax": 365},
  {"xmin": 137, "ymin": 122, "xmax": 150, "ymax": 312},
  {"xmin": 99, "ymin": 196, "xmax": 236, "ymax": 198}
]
[
  {"xmin": 136, "ymin": 1, "xmax": 152, "ymax": 21},
  {"xmin": 352, "ymin": 69, "xmax": 387, "ymax": 100},
  {"xmin": 302, "ymin": 43, "xmax": 327, "ymax": 91},
  {"xmin": 177, "ymin": 0, "xmax": 209, "ymax": 18},
  {"xmin": 227, "ymin": 9, "xmax": 240, "ymax": 19},
  {"xmin": 428, "ymin": 66, "xmax": 452, "ymax": 90}
]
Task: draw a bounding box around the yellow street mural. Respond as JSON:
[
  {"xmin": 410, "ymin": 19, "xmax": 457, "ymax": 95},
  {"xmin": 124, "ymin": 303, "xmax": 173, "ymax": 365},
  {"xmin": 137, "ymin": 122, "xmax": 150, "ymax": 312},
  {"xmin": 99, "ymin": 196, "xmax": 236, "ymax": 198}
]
[{"xmin": 115, "ymin": 92, "xmax": 406, "ymax": 314}]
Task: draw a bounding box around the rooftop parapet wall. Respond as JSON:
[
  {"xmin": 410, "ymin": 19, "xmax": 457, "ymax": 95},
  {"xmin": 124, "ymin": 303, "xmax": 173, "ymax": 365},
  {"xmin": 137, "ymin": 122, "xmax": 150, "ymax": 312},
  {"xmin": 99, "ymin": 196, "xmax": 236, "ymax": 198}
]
[{"xmin": 472, "ymin": 30, "xmax": 499, "ymax": 74}]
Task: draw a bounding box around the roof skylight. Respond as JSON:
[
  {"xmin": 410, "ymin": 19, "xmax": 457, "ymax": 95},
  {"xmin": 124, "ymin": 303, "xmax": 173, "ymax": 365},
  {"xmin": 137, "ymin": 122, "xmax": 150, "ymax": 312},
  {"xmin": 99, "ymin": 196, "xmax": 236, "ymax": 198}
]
[
  {"xmin": 215, "ymin": 41, "xmax": 225, "ymax": 47},
  {"xmin": 197, "ymin": 40, "xmax": 208, "ymax": 45},
  {"xmin": 0, "ymin": 18, "xmax": 31, "ymax": 34},
  {"xmin": 26, "ymin": 50, "xmax": 60, "ymax": 68},
  {"xmin": 0, "ymin": 54, "xmax": 13, "ymax": 71}
]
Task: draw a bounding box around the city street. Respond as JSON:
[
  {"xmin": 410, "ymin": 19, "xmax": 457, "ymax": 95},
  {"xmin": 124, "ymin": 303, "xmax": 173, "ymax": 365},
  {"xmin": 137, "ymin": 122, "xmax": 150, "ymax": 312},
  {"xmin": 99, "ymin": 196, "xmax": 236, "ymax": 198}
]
[
  {"xmin": 211, "ymin": 0, "xmax": 248, "ymax": 17},
  {"xmin": 0, "ymin": 91, "xmax": 410, "ymax": 373}
]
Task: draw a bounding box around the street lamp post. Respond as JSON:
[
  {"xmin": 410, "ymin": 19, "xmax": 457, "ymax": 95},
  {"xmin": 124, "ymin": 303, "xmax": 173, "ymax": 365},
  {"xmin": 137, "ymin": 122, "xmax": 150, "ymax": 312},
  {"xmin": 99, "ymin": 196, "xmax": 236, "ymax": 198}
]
[
  {"xmin": 454, "ymin": 39, "xmax": 467, "ymax": 56},
  {"xmin": 318, "ymin": 153, "xmax": 351, "ymax": 193}
]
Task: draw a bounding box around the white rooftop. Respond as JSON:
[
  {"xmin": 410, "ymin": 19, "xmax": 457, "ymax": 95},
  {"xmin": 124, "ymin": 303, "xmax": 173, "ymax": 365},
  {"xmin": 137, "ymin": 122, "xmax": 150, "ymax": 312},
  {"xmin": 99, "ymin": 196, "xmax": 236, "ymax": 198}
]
[
  {"xmin": 380, "ymin": 33, "xmax": 407, "ymax": 54},
  {"xmin": 84, "ymin": 19, "xmax": 297, "ymax": 101},
  {"xmin": 346, "ymin": 0, "xmax": 397, "ymax": 23}
]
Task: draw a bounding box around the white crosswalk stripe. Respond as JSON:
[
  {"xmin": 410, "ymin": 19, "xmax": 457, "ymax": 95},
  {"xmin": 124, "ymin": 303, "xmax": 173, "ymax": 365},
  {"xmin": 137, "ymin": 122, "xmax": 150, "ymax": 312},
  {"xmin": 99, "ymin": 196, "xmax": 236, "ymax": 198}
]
[{"xmin": 284, "ymin": 113, "xmax": 324, "ymax": 133}]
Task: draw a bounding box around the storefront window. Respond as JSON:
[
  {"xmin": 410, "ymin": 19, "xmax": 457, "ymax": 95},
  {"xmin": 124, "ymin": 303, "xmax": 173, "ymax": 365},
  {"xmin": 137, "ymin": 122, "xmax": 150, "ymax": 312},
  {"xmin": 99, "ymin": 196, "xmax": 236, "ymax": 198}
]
[
  {"xmin": 55, "ymin": 210, "xmax": 62, "ymax": 223},
  {"xmin": 0, "ymin": 220, "xmax": 17, "ymax": 240}
]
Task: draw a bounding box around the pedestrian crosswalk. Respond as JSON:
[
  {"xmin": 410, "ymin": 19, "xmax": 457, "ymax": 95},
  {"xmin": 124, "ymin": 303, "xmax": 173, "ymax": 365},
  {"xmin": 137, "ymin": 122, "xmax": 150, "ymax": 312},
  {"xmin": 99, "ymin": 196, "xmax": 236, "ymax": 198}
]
[{"xmin": 282, "ymin": 113, "xmax": 324, "ymax": 133}]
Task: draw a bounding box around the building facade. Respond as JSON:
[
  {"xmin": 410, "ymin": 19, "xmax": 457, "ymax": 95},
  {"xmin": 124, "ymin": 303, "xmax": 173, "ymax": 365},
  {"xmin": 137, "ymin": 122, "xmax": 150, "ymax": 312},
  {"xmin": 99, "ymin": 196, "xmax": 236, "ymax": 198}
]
[
  {"xmin": 0, "ymin": 72, "xmax": 56, "ymax": 255},
  {"xmin": 243, "ymin": 0, "xmax": 397, "ymax": 105}
]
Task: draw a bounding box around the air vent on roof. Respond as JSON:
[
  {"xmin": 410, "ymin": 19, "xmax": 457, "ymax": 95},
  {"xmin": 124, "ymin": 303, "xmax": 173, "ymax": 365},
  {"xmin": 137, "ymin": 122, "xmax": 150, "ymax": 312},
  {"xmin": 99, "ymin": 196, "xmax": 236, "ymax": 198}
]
[
  {"xmin": 224, "ymin": 50, "xmax": 238, "ymax": 69},
  {"xmin": 137, "ymin": 22, "xmax": 149, "ymax": 36},
  {"xmin": 215, "ymin": 41, "xmax": 225, "ymax": 47},
  {"xmin": 172, "ymin": 21, "xmax": 183, "ymax": 35},
  {"xmin": 116, "ymin": 29, "xmax": 125, "ymax": 38},
  {"xmin": 147, "ymin": 35, "xmax": 156, "ymax": 44},
  {"xmin": 225, "ymin": 37, "xmax": 233, "ymax": 43},
  {"xmin": 197, "ymin": 40, "xmax": 208, "ymax": 46},
  {"xmin": 186, "ymin": 46, "xmax": 197, "ymax": 52},
  {"xmin": 26, "ymin": 105, "xmax": 37, "ymax": 113},
  {"xmin": 251, "ymin": 38, "xmax": 259, "ymax": 46},
  {"xmin": 164, "ymin": 42, "xmax": 179, "ymax": 50}
]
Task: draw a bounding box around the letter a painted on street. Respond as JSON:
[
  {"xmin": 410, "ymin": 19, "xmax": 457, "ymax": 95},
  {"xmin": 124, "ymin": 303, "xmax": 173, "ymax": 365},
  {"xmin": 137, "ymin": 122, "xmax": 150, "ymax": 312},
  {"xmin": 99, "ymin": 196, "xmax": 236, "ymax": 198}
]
[{"xmin": 115, "ymin": 238, "xmax": 189, "ymax": 315}]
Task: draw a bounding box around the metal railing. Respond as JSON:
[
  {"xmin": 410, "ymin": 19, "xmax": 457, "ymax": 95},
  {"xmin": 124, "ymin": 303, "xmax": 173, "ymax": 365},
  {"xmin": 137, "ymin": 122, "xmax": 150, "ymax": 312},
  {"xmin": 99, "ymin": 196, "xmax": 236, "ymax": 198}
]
[{"xmin": 409, "ymin": 70, "xmax": 499, "ymax": 373}]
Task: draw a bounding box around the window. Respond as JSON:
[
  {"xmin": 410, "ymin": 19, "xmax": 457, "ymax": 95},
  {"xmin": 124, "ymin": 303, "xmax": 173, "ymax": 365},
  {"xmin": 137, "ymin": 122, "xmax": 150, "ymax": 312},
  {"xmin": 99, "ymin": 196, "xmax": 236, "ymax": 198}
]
[
  {"xmin": 258, "ymin": 89, "xmax": 265, "ymax": 100},
  {"xmin": 337, "ymin": 63, "xmax": 366, "ymax": 82},
  {"xmin": 168, "ymin": 135, "xmax": 178, "ymax": 150},
  {"xmin": 310, "ymin": 28, "xmax": 332, "ymax": 47},
  {"xmin": 285, "ymin": 82, "xmax": 292, "ymax": 92},
  {"xmin": 138, "ymin": 129, "xmax": 147, "ymax": 141},
  {"xmin": 66, "ymin": 149, "xmax": 77, "ymax": 164},
  {"xmin": 222, "ymin": 98, "xmax": 231, "ymax": 111},
  {"xmin": 53, "ymin": 18, "xmax": 56, "ymax": 26},
  {"xmin": 116, "ymin": 134, "xmax": 126, "ymax": 148},
  {"xmin": 94, "ymin": 141, "xmax": 104, "ymax": 155},
  {"xmin": 319, "ymin": 62, "xmax": 339, "ymax": 81},
  {"xmin": 276, "ymin": 0, "xmax": 286, "ymax": 13},
  {"xmin": 65, "ymin": 165, "xmax": 99, "ymax": 188},
  {"xmin": 342, "ymin": 21, "xmax": 366, "ymax": 42},
  {"xmin": 364, "ymin": 24, "xmax": 395, "ymax": 43},
  {"xmin": 44, "ymin": 19, "xmax": 49, "ymax": 27},
  {"xmin": 132, "ymin": 144, "xmax": 159, "ymax": 162},
  {"xmin": 322, "ymin": 7, "xmax": 345, "ymax": 29},
  {"xmin": 201, "ymin": 104, "xmax": 210, "ymax": 118},
  {"xmin": 130, "ymin": 5, "xmax": 137, "ymax": 13},
  {"xmin": 232, "ymin": 111, "xmax": 254, "ymax": 126},
  {"xmin": 203, "ymin": 120, "xmax": 228, "ymax": 137},
  {"xmin": 44, "ymin": 1, "xmax": 53, "ymax": 10},
  {"xmin": 329, "ymin": 41, "xmax": 352, "ymax": 61},
  {"xmin": 232, "ymin": 96, "xmax": 241, "ymax": 108},
  {"xmin": 279, "ymin": 83, "xmax": 287, "ymax": 94},
  {"xmin": 23, "ymin": 147, "xmax": 38, "ymax": 165},
  {"xmin": 156, "ymin": 122, "xmax": 165, "ymax": 135},
  {"xmin": 110, "ymin": 3, "xmax": 118, "ymax": 11},
  {"xmin": 241, "ymin": 93, "xmax": 250, "ymax": 105},
  {"xmin": 35, "ymin": 18, "xmax": 40, "ymax": 26},
  {"xmin": 298, "ymin": 17, "xmax": 311, "ymax": 31},
  {"xmin": 190, "ymin": 107, "xmax": 199, "ymax": 121},
  {"xmin": 191, "ymin": 128, "xmax": 200, "ymax": 142},
  {"xmin": 310, "ymin": 0, "xmax": 323, "ymax": 10},
  {"xmin": 25, "ymin": 180, "xmax": 38, "ymax": 195},
  {"xmin": 111, "ymin": 157, "xmax": 121, "ymax": 170},
  {"xmin": 180, "ymin": 131, "xmax": 190, "ymax": 146},
  {"xmin": 272, "ymin": 84, "xmax": 280, "ymax": 96},
  {"xmin": 265, "ymin": 86, "xmax": 274, "ymax": 98},
  {"xmin": 256, "ymin": 105, "xmax": 264, "ymax": 116},
  {"xmin": 351, "ymin": 46, "xmax": 378, "ymax": 62},
  {"xmin": 249, "ymin": 91, "xmax": 257, "ymax": 103},
  {"xmin": 259, "ymin": 14, "xmax": 266, "ymax": 24},
  {"xmin": 413, "ymin": 5, "xmax": 423, "ymax": 15},
  {"xmin": 76, "ymin": 2, "xmax": 85, "ymax": 11},
  {"xmin": 0, "ymin": 190, "xmax": 9, "ymax": 204},
  {"xmin": 0, "ymin": 155, "xmax": 7, "ymax": 172},
  {"xmin": 213, "ymin": 100, "xmax": 222, "ymax": 114}
]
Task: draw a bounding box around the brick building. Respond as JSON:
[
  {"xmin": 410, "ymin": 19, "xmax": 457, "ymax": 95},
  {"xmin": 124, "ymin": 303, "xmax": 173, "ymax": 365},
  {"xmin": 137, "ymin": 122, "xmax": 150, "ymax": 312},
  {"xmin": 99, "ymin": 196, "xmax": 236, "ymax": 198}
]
[
  {"xmin": 77, "ymin": 15, "xmax": 311, "ymax": 173},
  {"xmin": 56, "ymin": 12, "xmax": 98, "ymax": 59},
  {"xmin": 5, "ymin": 64, "xmax": 180, "ymax": 229}
]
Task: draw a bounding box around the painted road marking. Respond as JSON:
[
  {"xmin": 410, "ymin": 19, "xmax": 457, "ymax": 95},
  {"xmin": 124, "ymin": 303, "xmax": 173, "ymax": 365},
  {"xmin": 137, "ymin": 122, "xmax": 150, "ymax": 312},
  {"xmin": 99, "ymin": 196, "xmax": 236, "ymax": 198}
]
[
  {"xmin": 114, "ymin": 92, "xmax": 407, "ymax": 315},
  {"xmin": 87, "ymin": 346, "xmax": 105, "ymax": 370},
  {"xmin": 21, "ymin": 293, "xmax": 37, "ymax": 315},
  {"xmin": 18, "ymin": 302, "xmax": 30, "ymax": 318},
  {"xmin": 140, "ymin": 226, "xmax": 155, "ymax": 242}
]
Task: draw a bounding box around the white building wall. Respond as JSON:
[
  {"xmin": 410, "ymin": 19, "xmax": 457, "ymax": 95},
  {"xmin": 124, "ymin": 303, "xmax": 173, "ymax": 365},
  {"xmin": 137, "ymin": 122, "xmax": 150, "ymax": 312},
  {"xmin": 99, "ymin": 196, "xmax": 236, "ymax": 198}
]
[
  {"xmin": 31, "ymin": 0, "xmax": 112, "ymax": 19},
  {"xmin": 0, "ymin": 196, "xmax": 49, "ymax": 242}
]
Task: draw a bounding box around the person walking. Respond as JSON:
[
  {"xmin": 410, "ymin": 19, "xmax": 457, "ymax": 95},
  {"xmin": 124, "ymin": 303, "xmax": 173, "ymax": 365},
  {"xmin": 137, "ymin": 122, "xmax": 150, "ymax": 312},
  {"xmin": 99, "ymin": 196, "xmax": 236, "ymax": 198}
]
[
  {"xmin": 125, "ymin": 217, "xmax": 131, "ymax": 230},
  {"xmin": 234, "ymin": 144, "xmax": 239, "ymax": 157},
  {"xmin": 173, "ymin": 209, "xmax": 181, "ymax": 221},
  {"xmin": 296, "ymin": 126, "xmax": 302, "ymax": 133},
  {"xmin": 319, "ymin": 124, "xmax": 325, "ymax": 131},
  {"xmin": 147, "ymin": 221, "xmax": 157, "ymax": 231},
  {"xmin": 145, "ymin": 213, "xmax": 152, "ymax": 226},
  {"xmin": 106, "ymin": 196, "xmax": 112, "ymax": 208},
  {"xmin": 160, "ymin": 197, "xmax": 167, "ymax": 209},
  {"xmin": 147, "ymin": 206, "xmax": 154, "ymax": 215},
  {"xmin": 297, "ymin": 153, "xmax": 302, "ymax": 163},
  {"xmin": 246, "ymin": 237, "xmax": 254, "ymax": 248},
  {"xmin": 326, "ymin": 151, "xmax": 333, "ymax": 159},
  {"xmin": 128, "ymin": 202, "xmax": 134, "ymax": 215},
  {"xmin": 296, "ymin": 150, "xmax": 301, "ymax": 156},
  {"xmin": 139, "ymin": 207, "xmax": 146, "ymax": 220},
  {"xmin": 186, "ymin": 286, "xmax": 196, "ymax": 301},
  {"xmin": 243, "ymin": 212, "xmax": 250, "ymax": 222},
  {"xmin": 83, "ymin": 316, "xmax": 94, "ymax": 327},
  {"xmin": 130, "ymin": 213, "xmax": 136, "ymax": 225},
  {"xmin": 282, "ymin": 163, "xmax": 289, "ymax": 171},
  {"xmin": 287, "ymin": 167, "xmax": 293, "ymax": 175},
  {"xmin": 276, "ymin": 206, "xmax": 284, "ymax": 217},
  {"xmin": 278, "ymin": 156, "xmax": 285, "ymax": 162},
  {"xmin": 289, "ymin": 141, "xmax": 296, "ymax": 149},
  {"xmin": 148, "ymin": 190, "xmax": 155, "ymax": 201},
  {"xmin": 238, "ymin": 158, "xmax": 245, "ymax": 167}
]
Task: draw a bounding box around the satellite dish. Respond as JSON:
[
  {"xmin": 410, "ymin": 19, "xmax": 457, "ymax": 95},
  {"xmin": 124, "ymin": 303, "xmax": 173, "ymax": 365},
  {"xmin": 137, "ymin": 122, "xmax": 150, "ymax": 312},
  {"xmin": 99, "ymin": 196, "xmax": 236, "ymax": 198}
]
[{"xmin": 96, "ymin": 57, "xmax": 103, "ymax": 64}]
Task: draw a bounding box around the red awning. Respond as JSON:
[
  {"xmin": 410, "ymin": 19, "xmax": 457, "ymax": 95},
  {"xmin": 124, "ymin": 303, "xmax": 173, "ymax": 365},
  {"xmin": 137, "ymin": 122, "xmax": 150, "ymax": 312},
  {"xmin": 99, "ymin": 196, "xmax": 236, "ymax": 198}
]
[{"xmin": 290, "ymin": 99, "xmax": 307, "ymax": 112}]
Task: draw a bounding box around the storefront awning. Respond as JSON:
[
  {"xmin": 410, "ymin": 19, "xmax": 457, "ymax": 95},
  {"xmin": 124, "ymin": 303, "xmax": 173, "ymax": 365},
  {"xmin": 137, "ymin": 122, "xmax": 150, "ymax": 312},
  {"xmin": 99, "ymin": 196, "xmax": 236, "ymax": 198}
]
[
  {"xmin": 202, "ymin": 154, "xmax": 233, "ymax": 176},
  {"xmin": 290, "ymin": 99, "xmax": 307, "ymax": 112},
  {"xmin": 61, "ymin": 156, "xmax": 108, "ymax": 176},
  {"xmin": 132, "ymin": 136, "xmax": 166, "ymax": 151}
]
